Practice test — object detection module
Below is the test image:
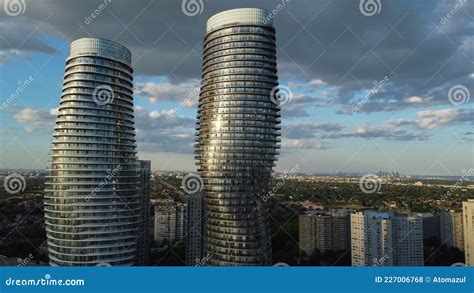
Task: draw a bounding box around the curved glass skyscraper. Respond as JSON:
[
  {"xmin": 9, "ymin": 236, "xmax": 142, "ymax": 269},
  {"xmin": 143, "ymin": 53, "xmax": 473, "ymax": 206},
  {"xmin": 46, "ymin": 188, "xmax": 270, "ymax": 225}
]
[
  {"xmin": 196, "ymin": 8, "xmax": 281, "ymax": 266},
  {"xmin": 44, "ymin": 38, "xmax": 141, "ymax": 266}
]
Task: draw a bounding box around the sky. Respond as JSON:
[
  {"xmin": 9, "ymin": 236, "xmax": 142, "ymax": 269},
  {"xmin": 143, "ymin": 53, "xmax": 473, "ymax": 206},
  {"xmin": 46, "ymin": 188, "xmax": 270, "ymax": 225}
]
[{"xmin": 0, "ymin": 0, "xmax": 472, "ymax": 176}]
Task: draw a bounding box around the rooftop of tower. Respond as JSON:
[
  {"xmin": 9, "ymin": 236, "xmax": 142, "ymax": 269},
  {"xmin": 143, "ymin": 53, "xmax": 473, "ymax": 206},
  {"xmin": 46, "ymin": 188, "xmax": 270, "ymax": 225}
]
[
  {"xmin": 69, "ymin": 37, "xmax": 131, "ymax": 65},
  {"xmin": 206, "ymin": 8, "xmax": 273, "ymax": 33}
]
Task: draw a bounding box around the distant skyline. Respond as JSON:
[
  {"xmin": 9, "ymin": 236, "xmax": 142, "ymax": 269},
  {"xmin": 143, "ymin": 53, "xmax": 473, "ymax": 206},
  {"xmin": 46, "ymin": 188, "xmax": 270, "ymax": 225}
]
[{"xmin": 1, "ymin": 0, "xmax": 473, "ymax": 176}]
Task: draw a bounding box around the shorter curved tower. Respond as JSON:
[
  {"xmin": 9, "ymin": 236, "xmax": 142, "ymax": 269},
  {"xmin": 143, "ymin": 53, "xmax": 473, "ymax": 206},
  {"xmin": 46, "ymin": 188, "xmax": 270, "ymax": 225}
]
[{"xmin": 44, "ymin": 38, "xmax": 141, "ymax": 266}]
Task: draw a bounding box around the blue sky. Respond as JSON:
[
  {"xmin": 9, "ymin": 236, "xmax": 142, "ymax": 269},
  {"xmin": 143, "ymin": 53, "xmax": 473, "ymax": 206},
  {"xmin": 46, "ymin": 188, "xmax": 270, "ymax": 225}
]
[{"xmin": 0, "ymin": 0, "xmax": 473, "ymax": 175}]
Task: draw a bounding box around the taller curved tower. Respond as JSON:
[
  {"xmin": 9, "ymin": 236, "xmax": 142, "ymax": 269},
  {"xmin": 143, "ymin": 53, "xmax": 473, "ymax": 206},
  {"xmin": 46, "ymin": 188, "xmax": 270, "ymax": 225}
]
[
  {"xmin": 195, "ymin": 8, "xmax": 281, "ymax": 266},
  {"xmin": 44, "ymin": 38, "xmax": 141, "ymax": 266}
]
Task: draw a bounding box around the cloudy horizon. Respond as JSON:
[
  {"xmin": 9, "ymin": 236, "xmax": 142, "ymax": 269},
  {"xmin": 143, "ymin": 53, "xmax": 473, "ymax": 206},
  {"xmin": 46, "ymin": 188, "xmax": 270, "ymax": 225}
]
[{"xmin": 0, "ymin": 0, "xmax": 473, "ymax": 176}]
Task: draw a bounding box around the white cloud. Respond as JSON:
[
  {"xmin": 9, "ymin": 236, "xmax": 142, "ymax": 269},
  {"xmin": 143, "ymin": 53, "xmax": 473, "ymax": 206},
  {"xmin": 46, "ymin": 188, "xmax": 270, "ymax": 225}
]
[
  {"xmin": 135, "ymin": 79, "xmax": 200, "ymax": 107},
  {"xmin": 415, "ymin": 108, "xmax": 463, "ymax": 129},
  {"xmin": 281, "ymin": 139, "xmax": 328, "ymax": 150},
  {"xmin": 14, "ymin": 108, "xmax": 56, "ymax": 123},
  {"xmin": 134, "ymin": 106, "xmax": 195, "ymax": 153},
  {"xmin": 50, "ymin": 107, "xmax": 60, "ymax": 116},
  {"xmin": 406, "ymin": 96, "xmax": 423, "ymax": 103},
  {"xmin": 12, "ymin": 107, "xmax": 57, "ymax": 133}
]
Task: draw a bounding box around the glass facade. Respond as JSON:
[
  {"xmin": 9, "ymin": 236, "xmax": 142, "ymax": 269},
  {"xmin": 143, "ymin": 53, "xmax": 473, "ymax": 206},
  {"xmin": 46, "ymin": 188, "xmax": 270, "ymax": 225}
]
[
  {"xmin": 44, "ymin": 38, "xmax": 141, "ymax": 266},
  {"xmin": 196, "ymin": 8, "xmax": 281, "ymax": 266}
]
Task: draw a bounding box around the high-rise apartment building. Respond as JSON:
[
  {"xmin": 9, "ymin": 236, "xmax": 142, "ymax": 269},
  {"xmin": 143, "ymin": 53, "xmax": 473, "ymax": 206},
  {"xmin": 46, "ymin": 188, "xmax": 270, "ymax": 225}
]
[
  {"xmin": 176, "ymin": 203, "xmax": 187, "ymax": 242},
  {"xmin": 137, "ymin": 160, "xmax": 151, "ymax": 265},
  {"xmin": 44, "ymin": 38, "xmax": 141, "ymax": 266},
  {"xmin": 351, "ymin": 211, "xmax": 394, "ymax": 266},
  {"xmin": 195, "ymin": 8, "xmax": 281, "ymax": 266},
  {"xmin": 154, "ymin": 200, "xmax": 177, "ymax": 248},
  {"xmin": 351, "ymin": 211, "xmax": 423, "ymax": 266},
  {"xmin": 416, "ymin": 213, "xmax": 440, "ymax": 241},
  {"xmin": 186, "ymin": 193, "xmax": 204, "ymax": 265},
  {"xmin": 463, "ymin": 200, "xmax": 474, "ymax": 266},
  {"xmin": 440, "ymin": 210, "xmax": 464, "ymax": 251},
  {"xmin": 392, "ymin": 215, "xmax": 424, "ymax": 266},
  {"xmin": 299, "ymin": 210, "xmax": 350, "ymax": 256}
]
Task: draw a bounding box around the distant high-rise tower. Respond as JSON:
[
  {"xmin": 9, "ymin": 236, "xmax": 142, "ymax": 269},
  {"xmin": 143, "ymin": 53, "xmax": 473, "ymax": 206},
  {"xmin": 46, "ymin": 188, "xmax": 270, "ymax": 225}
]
[
  {"xmin": 195, "ymin": 8, "xmax": 281, "ymax": 266},
  {"xmin": 299, "ymin": 210, "xmax": 351, "ymax": 256},
  {"xmin": 440, "ymin": 210, "xmax": 464, "ymax": 251},
  {"xmin": 392, "ymin": 214, "xmax": 424, "ymax": 266},
  {"xmin": 154, "ymin": 200, "xmax": 177, "ymax": 248},
  {"xmin": 44, "ymin": 38, "xmax": 141, "ymax": 266},
  {"xmin": 351, "ymin": 211, "xmax": 394, "ymax": 266},
  {"xmin": 463, "ymin": 200, "xmax": 474, "ymax": 266},
  {"xmin": 351, "ymin": 211, "xmax": 423, "ymax": 266},
  {"xmin": 186, "ymin": 193, "xmax": 204, "ymax": 265},
  {"xmin": 416, "ymin": 213, "xmax": 440, "ymax": 241},
  {"xmin": 175, "ymin": 202, "xmax": 187, "ymax": 242},
  {"xmin": 137, "ymin": 160, "xmax": 151, "ymax": 265}
]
